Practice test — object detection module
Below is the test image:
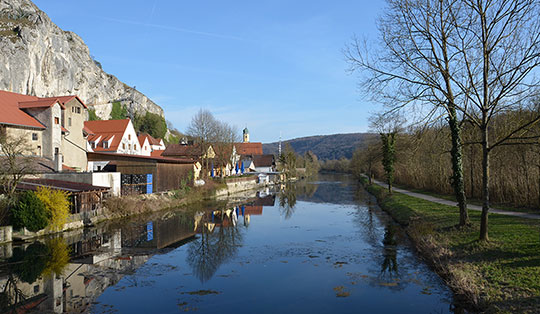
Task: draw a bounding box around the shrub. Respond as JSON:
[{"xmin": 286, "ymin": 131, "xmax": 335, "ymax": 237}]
[
  {"xmin": 110, "ymin": 101, "xmax": 128, "ymax": 120},
  {"xmin": 11, "ymin": 191, "xmax": 49, "ymax": 232},
  {"xmin": 36, "ymin": 187, "xmax": 70, "ymax": 231},
  {"xmin": 87, "ymin": 108, "xmax": 101, "ymax": 121}
]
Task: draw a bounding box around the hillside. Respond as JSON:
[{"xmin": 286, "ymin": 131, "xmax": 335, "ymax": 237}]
[
  {"xmin": 263, "ymin": 133, "xmax": 375, "ymax": 160},
  {"xmin": 0, "ymin": 0, "xmax": 163, "ymax": 119}
]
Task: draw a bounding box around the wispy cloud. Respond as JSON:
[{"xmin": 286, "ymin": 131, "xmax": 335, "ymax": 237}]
[{"xmin": 95, "ymin": 16, "xmax": 244, "ymax": 41}]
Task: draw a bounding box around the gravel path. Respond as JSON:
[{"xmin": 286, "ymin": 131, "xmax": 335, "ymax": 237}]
[{"xmin": 370, "ymin": 178, "xmax": 540, "ymax": 220}]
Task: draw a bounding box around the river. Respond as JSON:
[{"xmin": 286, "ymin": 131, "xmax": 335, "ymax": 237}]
[{"xmin": 0, "ymin": 173, "xmax": 456, "ymax": 313}]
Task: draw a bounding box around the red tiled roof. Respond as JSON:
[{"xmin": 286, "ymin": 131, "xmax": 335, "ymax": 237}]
[
  {"xmin": 18, "ymin": 98, "xmax": 65, "ymax": 109},
  {"xmin": 151, "ymin": 149, "xmax": 164, "ymax": 157},
  {"xmin": 83, "ymin": 125, "xmax": 95, "ymax": 135},
  {"xmin": 40, "ymin": 95, "xmax": 88, "ymax": 108},
  {"xmin": 137, "ymin": 134, "xmax": 149, "ymax": 146},
  {"xmin": 0, "ymin": 90, "xmax": 88, "ymax": 129},
  {"xmin": 0, "ymin": 90, "xmax": 46, "ymax": 129},
  {"xmin": 138, "ymin": 133, "xmax": 163, "ymax": 146},
  {"xmin": 235, "ymin": 142, "xmax": 263, "ymax": 155},
  {"xmin": 84, "ymin": 119, "xmax": 130, "ymax": 152}
]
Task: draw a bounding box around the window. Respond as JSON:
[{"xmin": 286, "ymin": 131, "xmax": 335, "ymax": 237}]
[
  {"xmin": 122, "ymin": 143, "xmax": 125, "ymax": 150},
  {"xmin": 103, "ymin": 141, "xmax": 109, "ymax": 149},
  {"xmin": 54, "ymin": 117, "xmax": 59, "ymax": 125},
  {"xmin": 32, "ymin": 133, "xmax": 38, "ymax": 141},
  {"xmin": 128, "ymin": 134, "xmax": 131, "ymax": 140},
  {"xmin": 37, "ymin": 146, "xmax": 41, "ymax": 156},
  {"xmin": 77, "ymin": 107, "xmax": 81, "ymax": 114},
  {"xmin": 68, "ymin": 118, "xmax": 72, "ymax": 127},
  {"xmin": 54, "ymin": 147, "xmax": 59, "ymax": 155},
  {"xmin": 34, "ymin": 285, "xmax": 39, "ymax": 293},
  {"xmin": 128, "ymin": 144, "xmax": 131, "ymax": 150}
]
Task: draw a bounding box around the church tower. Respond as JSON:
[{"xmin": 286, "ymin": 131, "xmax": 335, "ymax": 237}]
[{"xmin": 243, "ymin": 127, "xmax": 250, "ymax": 143}]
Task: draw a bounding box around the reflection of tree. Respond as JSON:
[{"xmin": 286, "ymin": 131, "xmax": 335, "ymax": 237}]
[
  {"xmin": 0, "ymin": 275, "xmax": 27, "ymax": 313},
  {"xmin": 380, "ymin": 226, "xmax": 399, "ymax": 280},
  {"xmin": 187, "ymin": 212, "xmax": 243, "ymax": 282},
  {"xmin": 9, "ymin": 242, "xmax": 49, "ymax": 283},
  {"xmin": 42, "ymin": 237, "xmax": 70, "ymax": 277},
  {"xmin": 279, "ymin": 183, "xmax": 297, "ymax": 219}
]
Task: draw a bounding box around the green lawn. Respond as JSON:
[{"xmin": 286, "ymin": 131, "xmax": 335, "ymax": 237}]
[{"xmin": 363, "ymin": 178, "xmax": 540, "ymax": 313}]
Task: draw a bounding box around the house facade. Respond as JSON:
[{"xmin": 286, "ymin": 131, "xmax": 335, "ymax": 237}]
[
  {"xmin": 0, "ymin": 90, "xmax": 89, "ymax": 170},
  {"xmin": 85, "ymin": 119, "xmax": 142, "ymax": 156}
]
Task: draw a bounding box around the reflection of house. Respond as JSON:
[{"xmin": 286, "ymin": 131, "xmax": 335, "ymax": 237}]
[
  {"xmin": 0, "ymin": 90, "xmax": 89, "ymax": 170},
  {"xmin": 85, "ymin": 119, "xmax": 141, "ymax": 155}
]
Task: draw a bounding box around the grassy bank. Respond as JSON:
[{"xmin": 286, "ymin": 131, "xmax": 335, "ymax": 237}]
[{"xmin": 360, "ymin": 177, "xmax": 540, "ymax": 313}]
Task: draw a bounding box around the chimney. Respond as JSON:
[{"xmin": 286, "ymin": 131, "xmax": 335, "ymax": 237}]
[{"xmin": 54, "ymin": 152, "xmax": 62, "ymax": 172}]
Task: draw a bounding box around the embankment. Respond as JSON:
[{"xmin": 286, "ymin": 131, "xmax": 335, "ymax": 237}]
[{"xmin": 360, "ymin": 177, "xmax": 540, "ymax": 313}]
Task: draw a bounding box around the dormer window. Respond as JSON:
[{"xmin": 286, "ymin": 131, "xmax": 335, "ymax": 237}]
[{"xmin": 103, "ymin": 141, "xmax": 109, "ymax": 149}]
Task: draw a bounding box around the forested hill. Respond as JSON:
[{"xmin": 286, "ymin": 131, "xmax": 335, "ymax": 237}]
[{"xmin": 263, "ymin": 133, "xmax": 374, "ymax": 160}]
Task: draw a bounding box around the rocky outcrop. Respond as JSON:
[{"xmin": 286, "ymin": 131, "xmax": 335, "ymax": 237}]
[{"xmin": 0, "ymin": 0, "xmax": 164, "ymax": 118}]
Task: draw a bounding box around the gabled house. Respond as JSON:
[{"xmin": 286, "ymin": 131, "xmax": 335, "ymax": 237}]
[
  {"xmin": 137, "ymin": 133, "xmax": 166, "ymax": 157},
  {"xmin": 0, "ymin": 90, "xmax": 89, "ymax": 170},
  {"xmin": 85, "ymin": 119, "xmax": 141, "ymax": 156}
]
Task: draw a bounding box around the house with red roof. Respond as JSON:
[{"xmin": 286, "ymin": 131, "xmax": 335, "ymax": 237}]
[
  {"xmin": 138, "ymin": 133, "xmax": 166, "ymax": 157},
  {"xmin": 85, "ymin": 119, "xmax": 141, "ymax": 156},
  {"xmin": 0, "ymin": 90, "xmax": 89, "ymax": 170}
]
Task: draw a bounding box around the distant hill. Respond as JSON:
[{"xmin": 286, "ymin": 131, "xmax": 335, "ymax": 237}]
[{"xmin": 263, "ymin": 133, "xmax": 375, "ymax": 160}]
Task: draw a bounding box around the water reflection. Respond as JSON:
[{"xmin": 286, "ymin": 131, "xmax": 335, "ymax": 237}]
[
  {"xmin": 380, "ymin": 226, "xmax": 399, "ymax": 280},
  {"xmin": 0, "ymin": 209, "xmax": 199, "ymax": 313},
  {"xmin": 0, "ymin": 176, "xmax": 457, "ymax": 313},
  {"xmin": 187, "ymin": 192, "xmax": 277, "ymax": 282}
]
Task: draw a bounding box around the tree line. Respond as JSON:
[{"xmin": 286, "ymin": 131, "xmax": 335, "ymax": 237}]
[{"xmin": 345, "ymin": 0, "xmax": 540, "ymax": 241}]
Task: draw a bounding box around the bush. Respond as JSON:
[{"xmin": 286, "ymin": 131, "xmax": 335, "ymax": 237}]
[
  {"xmin": 110, "ymin": 101, "xmax": 128, "ymax": 120},
  {"xmin": 11, "ymin": 191, "xmax": 49, "ymax": 232},
  {"xmin": 88, "ymin": 108, "xmax": 101, "ymax": 121},
  {"xmin": 133, "ymin": 111, "xmax": 167, "ymax": 139},
  {"xmin": 36, "ymin": 187, "xmax": 70, "ymax": 231}
]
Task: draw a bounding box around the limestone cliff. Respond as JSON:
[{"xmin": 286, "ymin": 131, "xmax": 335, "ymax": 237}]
[{"xmin": 0, "ymin": 0, "xmax": 164, "ymax": 118}]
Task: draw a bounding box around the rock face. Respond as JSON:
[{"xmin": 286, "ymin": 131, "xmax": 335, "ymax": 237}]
[{"xmin": 0, "ymin": 0, "xmax": 164, "ymax": 118}]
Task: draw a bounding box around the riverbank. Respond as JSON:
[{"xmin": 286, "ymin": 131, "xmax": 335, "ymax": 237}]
[
  {"xmin": 9, "ymin": 175, "xmax": 267, "ymax": 242},
  {"xmin": 360, "ymin": 177, "xmax": 540, "ymax": 313}
]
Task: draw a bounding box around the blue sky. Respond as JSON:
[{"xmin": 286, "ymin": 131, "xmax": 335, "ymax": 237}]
[{"xmin": 33, "ymin": 0, "xmax": 384, "ymax": 143}]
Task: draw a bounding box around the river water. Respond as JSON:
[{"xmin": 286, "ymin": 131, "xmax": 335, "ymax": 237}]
[{"xmin": 0, "ymin": 174, "xmax": 455, "ymax": 313}]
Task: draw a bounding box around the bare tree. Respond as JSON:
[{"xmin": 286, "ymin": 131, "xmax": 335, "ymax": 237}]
[
  {"xmin": 0, "ymin": 133, "xmax": 34, "ymax": 211},
  {"xmin": 454, "ymin": 0, "xmax": 540, "ymax": 241},
  {"xmin": 345, "ymin": 0, "xmax": 472, "ymax": 226},
  {"xmin": 346, "ymin": 0, "xmax": 540, "ymax": 236},
  {"xmin": 186, "ymin": 109, "xmax": 218, "ymax": 171}
]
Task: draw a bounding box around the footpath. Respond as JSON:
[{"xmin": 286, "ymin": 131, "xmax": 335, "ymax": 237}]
[{"xmin": 371, "ymin": 178, "xmax": 540, "ymax": 220}]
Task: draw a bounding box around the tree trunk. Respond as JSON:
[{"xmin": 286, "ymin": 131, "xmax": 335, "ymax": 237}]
[
  {"xmin": 479, "ymin": 125, "xmax": 490, "ymax": 241},
  {"xmin": 447, "ymin": 106, "xmax": 469, "ymax": 226},
  {"xmin": 470, "ymin": 145, "xmax": 475, "ymax": 199}
]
